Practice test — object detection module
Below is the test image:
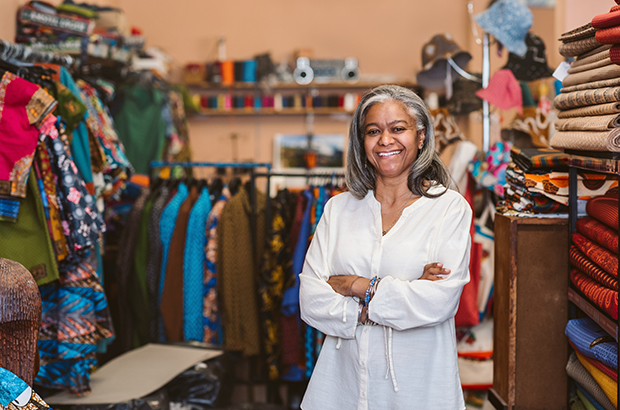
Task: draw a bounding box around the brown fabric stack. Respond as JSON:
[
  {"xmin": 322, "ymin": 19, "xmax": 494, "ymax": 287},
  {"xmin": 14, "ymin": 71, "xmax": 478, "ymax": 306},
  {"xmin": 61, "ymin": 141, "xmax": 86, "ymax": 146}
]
[{"xmin": 551, "ymin": 20, "xmax": 620, "ymax": 152}]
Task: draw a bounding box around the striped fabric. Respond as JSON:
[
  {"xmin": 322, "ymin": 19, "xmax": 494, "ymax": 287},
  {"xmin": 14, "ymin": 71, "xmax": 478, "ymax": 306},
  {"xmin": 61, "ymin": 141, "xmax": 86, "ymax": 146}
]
[
  {"xmin": 572, "ymin": 232, "xmax": 618, "ymax": 277},
  {"xmin": 577, "ymin": 217, "xmax": 618, "ymax": 254},
  {"xmin": 570, "ymin": 246, "xmax": 618, "ymax": 290},
  {"xmin": 586, "ymin": 195, "xmax": 619, "ymax": 230},
  {"xmin": 566, "ymin": 318, "xmax": 618, "ymax": 370},
  {"xmin": 571, "ymin": 268, "xmax": 619, "ymax": 320},
  {"xmin": 510, "ymin": 147, "xmax": 569, "ymax": 172},
  {"xmin": 570, "ymin": 341, "xmax": 618, "ymax": 382},
  {"xmin": 575, "ymin": 349, "xmax": 618, "ymax": 407}
]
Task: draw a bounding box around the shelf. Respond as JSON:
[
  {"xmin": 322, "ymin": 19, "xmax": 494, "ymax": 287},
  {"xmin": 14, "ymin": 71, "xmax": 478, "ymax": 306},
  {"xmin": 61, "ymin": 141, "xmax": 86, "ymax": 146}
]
[
  {"xmin": 566, "ymin": 150, "xmax": 620, "ymax": 175},
  {"xmin": 194, "ymin": 108, "xmax": 355, "ymax": 117},
  {"xmin": 568, "ymin": 288, "xmax": 618, "ymax": 341},
  {"xmin": 185, "ymin": 81, "xmax": 420, "ymax": 91}
]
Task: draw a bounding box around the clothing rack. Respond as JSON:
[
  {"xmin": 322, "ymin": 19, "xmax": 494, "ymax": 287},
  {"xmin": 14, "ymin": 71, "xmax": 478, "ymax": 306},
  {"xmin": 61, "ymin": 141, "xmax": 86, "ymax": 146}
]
[{"xmin": 0, "ymin": 39, "xmax": 75, "ymax": 67}]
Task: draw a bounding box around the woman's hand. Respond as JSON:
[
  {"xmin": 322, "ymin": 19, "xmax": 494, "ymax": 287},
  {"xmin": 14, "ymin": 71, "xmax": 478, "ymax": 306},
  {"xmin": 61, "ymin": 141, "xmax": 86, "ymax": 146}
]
[
  {"xmin": 420, "ymin": 262, "xmax": 451, "ymax": 281},
  {"xmin": 327, "ymin": 275, "xmax": 370, "ymax": 298}
]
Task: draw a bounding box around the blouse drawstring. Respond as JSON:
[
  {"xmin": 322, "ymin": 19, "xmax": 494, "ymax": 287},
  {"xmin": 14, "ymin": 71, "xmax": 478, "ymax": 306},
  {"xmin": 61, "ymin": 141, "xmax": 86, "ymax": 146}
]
[
  {"xmin": 382, "ymin": 326, "xmax": 399, "ymax": 392},
  {"xmin": 335, "ymin": 298, "xmax": 349, "ymax": 350}
]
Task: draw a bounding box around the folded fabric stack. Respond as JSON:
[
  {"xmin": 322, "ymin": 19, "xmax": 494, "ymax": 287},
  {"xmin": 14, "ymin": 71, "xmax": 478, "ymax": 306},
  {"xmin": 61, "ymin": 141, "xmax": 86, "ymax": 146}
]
[
  {"xmin": 496, "ymin": 147, "xmax": 618, "ymax": 217},
  {"xmin": 571, "ymin": 195, "xmax": 619, "ymax": 320},
  {"xmin": 565, "ymin": 318, "xmax": 618, "ymax": 410},
  {"xmin": 551, "ymin": 12, "xmax": 620, "ymax": 152}
]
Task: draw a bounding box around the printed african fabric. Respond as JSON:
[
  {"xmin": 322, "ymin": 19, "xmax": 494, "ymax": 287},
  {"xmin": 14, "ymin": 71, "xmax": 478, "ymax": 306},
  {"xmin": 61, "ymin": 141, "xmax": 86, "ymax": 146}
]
[
  {"xmin": 510, "ymin": 147, "xmax": 570, "ymax": 172},
  {"xmin": 469, "ymin": 141, "xmax": 512, "ymax": 197},
  {"xmin": 0, "ymin": 368, "xmax": 51, "ymax": 410},
  {"xmin": 0, "ymin": 71, "xmax": 56, "ymax": 200},
  {"xmin": 524, "ymin": 172, "xmax": 618, "ymax": 205},
  {"xmin": 571, "ymin": 268, "xmax": 619, "ymax": 320},
  {"xmin": 570, "ymin": 246, "xmax": 618, "ymax": 291},
  {"xmin": 36, "ymin": 252, "xmax": 114, "ymax": 395},
  {"xmin": 203, "ymin": 188, "xmax": 230, "ymax": 345},
  {"xmin": 572, "ymin": 232, "xmax": 618, "ymax": 277},
  {"xmin": 577, "ymin": 216, "xmax": 619, "ymax": 254}
]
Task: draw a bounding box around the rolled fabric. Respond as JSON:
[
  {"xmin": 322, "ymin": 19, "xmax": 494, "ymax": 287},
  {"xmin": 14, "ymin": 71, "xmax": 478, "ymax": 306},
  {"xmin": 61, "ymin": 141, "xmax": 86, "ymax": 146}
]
[
  {"xmin": 587, "ymin": 195, "xmax": 619, "ymax": 230},
  {"xmin": 553, "ymin": 87, "xmax": 620, "ymax": 110},
  {"xmin": 610, "ymin": 44, "xmax": 620, "ymax": 65},
  {"xmin": 561, "ymin": 22, "xmax": 597, "ymax": 43},
  {"xmin": 565, "ymin": 318, "xmax": 618, "ymax": 370},
  {"xmin": 574, "ymin": 348, "xmax": 618, "ymax": 407},
  {"xmin": 572, "ymin": 232, "xmax": 618, "ymax": 277},
  {"xmin": 554, "ymin": 114, "xmax": 620, "ymax": 131},
  {"xmin": 592, "ymin": 9, "xmax": 620, "ymax": 29},
  {"xmin": 572, "ymin": 47, "xmax": 612, "ymax": 69},
  {"xmin": 562, "ymin": 64, "xmax": 620, "ymax": 88},
  {"xmin": 568, "ymin": 57, "xmax": 613, "ymax": 74},
  {"xmin": 562, "ymin": 77, "xmax": 620, "ymax": 93},
  {"xmin": 596, "ymin": 25, "xmax": 620, "ymax": 44},
  {"xmin": 566, "ymin": 352, "xmax": 616, "ymax": 410},
  {"xmin": 570, "ymin": 246, "xmax": 618, "ymax": 291},
  {"xmin": 571, "ymin": 341, "xmax": 619, "ymax": 382},
  {"xmin": 550, "ymin": 129, "xmax": 620, "ymax": 152},
  {"xmin": 557, "ymin": 102, "xmax": 620, "ymax": 117},
  {"xmin": 560, "ymin": 36, "xmax": 603, "ymax": 58},
  {"xmin": 576, "ymin": 216, "xmax": 619, "ymax": 255},
  {"xmin": 571, "ymin": 268, "xmax": 619, "ymax": 320}
]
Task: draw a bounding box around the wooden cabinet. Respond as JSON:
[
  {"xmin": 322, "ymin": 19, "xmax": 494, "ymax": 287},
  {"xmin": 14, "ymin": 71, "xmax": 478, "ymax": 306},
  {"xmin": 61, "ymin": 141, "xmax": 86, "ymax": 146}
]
[{"xmin": 490, "ymin": 215, "xmax": 570, "ymax": 410}]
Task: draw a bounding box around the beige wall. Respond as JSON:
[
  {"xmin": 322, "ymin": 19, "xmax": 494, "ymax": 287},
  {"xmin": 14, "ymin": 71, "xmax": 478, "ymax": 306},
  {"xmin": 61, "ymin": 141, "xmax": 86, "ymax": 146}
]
[{"xmin": 0, "ymin": 0, "xmax": 594, "ymax": 164}]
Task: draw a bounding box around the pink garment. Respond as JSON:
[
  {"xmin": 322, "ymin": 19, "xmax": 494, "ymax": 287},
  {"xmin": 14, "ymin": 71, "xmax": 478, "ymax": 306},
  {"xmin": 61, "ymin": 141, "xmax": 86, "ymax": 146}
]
[
  {"xmin": 0, "ymin": 72, "xmax": 56, "ymax": 198},
  {"xmin": 475, "ymin": 69, "xmax": 523, "ymax": 114}
]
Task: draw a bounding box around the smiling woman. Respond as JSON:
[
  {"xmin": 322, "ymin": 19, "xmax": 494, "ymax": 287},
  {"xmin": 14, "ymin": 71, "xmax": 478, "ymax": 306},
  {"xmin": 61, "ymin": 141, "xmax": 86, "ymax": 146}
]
[{"xmin": 298, "ymin": 85, "xmax": 473, "ymax": 410}]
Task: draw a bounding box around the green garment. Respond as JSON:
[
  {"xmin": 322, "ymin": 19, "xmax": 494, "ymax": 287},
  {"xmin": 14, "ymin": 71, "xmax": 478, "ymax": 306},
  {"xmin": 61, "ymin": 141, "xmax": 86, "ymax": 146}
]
[
  {"xmin": 0, "ymin": 169, "xmax": 59, "ymax": 285},
  {"xmin": 54, "ymin": 81, "xmax": 87, "ymax": 136},
  {"xmin": 113, "ymin": 84, "xmax": 166, "ymax": 174}
]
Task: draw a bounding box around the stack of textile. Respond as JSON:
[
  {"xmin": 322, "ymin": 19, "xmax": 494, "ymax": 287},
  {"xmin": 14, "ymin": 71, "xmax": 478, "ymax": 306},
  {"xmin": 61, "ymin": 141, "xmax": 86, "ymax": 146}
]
[
  {"xmin": 551, "ymin": 11, "xmax": 620, "ymax": 152},
  {"xmin": 565, "ymin": 318, "xmax": 618, "ymax": 410},
  {"xmin": 571, "ymin": 195, "xmax": 618, "ymax": 321}
]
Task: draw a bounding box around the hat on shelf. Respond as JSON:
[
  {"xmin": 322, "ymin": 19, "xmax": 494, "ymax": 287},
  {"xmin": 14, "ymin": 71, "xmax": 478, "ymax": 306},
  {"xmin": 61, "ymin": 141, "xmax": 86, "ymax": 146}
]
[
  {"xmin": 416, "ymin": 33, "xmax": 472, "ymax": 91},
  {"xmin": 475, "ymin": 0, "xmax": 533, "ymax": 57},
  {"xmin": 503, "ymin": 32, "xmax": 554, "ymax": 82},
  {"xmin": 476, "ymin": 69, "xmax": 523, "ymax": 114},
  {"xmin": 445, "ymin": 75, "xmax": 483, "ymax": 116}
]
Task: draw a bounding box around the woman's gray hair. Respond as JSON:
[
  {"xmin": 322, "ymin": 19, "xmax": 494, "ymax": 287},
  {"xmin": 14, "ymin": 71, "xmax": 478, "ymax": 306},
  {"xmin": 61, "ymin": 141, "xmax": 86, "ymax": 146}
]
[{"xmin": 345, "ymin": 84, "xmax": 451, "ymax": 199}]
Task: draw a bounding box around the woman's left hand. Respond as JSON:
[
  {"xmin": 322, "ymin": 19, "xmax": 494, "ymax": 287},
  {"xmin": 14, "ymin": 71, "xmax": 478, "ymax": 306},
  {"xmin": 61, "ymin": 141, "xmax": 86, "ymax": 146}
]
[{"xmin": 327, "ymin": 275, "xmax": 370, "ymax": 298}]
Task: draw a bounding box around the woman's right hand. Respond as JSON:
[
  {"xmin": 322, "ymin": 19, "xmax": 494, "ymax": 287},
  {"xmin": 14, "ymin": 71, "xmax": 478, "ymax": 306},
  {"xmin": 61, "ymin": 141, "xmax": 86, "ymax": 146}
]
[{"xmin": 420, "ymin": 262, "xmax": 451, "ymax": 281}]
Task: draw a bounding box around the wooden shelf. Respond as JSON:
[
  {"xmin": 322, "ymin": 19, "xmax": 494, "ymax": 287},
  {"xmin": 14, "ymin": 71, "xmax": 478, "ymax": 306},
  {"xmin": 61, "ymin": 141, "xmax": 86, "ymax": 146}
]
[
  {"xmin": 194, "ymin": 108, "xmax": 355, "ymax": 117},
  {"xmin": 185, "ymin": 81, "xmax": 420, "ymax": 91},
  {"xmin": 568, "ymin": 288, "xmax": 618, "ymax": 341}
]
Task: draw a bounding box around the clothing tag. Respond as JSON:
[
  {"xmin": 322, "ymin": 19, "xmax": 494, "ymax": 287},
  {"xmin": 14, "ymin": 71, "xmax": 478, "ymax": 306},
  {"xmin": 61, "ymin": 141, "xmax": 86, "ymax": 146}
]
[
  {"xmin": 553, "ymin": 62, "xmax": 571, "ymax": 82},
  {"xmin": 0, "ymin": 181, "xmax": 12, "ymax": 196}
]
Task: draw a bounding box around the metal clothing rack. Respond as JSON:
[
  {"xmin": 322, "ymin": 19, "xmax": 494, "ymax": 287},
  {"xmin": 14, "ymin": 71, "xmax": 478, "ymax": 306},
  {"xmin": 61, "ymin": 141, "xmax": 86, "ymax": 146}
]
[{"xmin": 0, "ymin": 39, "xmax": 75, "ymax": 67}]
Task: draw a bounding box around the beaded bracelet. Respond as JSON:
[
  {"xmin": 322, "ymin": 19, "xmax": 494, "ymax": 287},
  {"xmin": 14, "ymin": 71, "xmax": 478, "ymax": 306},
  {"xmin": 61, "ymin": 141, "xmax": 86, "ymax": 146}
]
[{"xmin": 364, "ymin": 276, "xmax": 379, "ymax": 306}]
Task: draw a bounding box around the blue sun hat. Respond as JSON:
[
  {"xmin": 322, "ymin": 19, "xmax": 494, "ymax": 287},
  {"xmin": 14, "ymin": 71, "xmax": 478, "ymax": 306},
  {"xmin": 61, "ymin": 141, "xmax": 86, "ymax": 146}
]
[{"xmin": 475, "ymin": 0, "xmax": 533, "ymax": 57}]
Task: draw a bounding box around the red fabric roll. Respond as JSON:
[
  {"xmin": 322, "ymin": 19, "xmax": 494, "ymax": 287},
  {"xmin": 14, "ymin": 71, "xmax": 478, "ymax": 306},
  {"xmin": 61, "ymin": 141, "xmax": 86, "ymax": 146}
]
[
  {"xmin": 613, "ymin": 5, "xmax": 620, "ymax": 12},
  {"xmin": 570, "ymin": 246, "xmax": 618, "ymax": 291},
  {"xmin": 569, "ymin": 341, "xmax": 618, "ymax": 382},
  {"xmin": 592, "ymin": 10, "xmax": 620, "ymax": 29},
  {"xmin": 596, "ymin": 26, "xmax": 620, "ymax": 44},
  {"xmin": 611, "ymin": 45, "xmax": 620, "ymax": 65},
  {"xmin": 571, "ymin": 268, "xmax": 619, "ymax": 319},
  {"xmin": 572, "ymin": 232, "xmax": 618, "ymax": 277},
  {"xmin": 586, "ymin": 195, "xmax": 619, "ymax": 230},
  {"xmin": 576, "ymin": 216, "xmax": 619, "ymax": 254}
]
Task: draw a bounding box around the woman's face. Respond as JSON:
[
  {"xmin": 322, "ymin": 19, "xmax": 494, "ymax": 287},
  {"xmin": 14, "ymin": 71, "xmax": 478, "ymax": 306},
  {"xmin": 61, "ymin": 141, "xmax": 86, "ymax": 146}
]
[{"xmin": 363, "ymin": 99, "xmax": 425, "ymax": 181}]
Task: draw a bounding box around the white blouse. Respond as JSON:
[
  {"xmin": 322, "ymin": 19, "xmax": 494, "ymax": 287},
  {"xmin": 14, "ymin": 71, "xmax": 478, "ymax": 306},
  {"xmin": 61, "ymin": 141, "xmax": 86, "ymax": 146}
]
[{"xmin": 299, "ymin": 185, "xmax": 471, "ymax": 410}]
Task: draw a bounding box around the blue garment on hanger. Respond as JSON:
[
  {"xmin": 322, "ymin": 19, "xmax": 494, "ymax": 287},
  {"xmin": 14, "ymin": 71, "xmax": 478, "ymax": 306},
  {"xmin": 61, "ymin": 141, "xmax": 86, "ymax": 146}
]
[
  {"xmin": 158, "ymin": 183, "xmax": 189, "ymax": 305},
  {"xmin": 282, "ymin": 189, "xmax": 314, "ymax": 316},
  {"xmin": 183, "ymin": 187, "xmax": 212, "ymax": 341},
  {"xmin": 59, "ymin": 67, "xmax": 92, "ymax": 188}
]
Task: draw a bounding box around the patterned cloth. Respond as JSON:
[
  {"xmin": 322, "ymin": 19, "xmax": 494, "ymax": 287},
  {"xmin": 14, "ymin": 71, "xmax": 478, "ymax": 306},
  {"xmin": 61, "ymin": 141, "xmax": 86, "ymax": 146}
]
[
  {"xmin": 572, "ymin": 232, "xmax": 618, "ymax": 277},
  {"xmin": 510, "ymin": 147, "xmax": 569, "ymax": 172},
  {"xmin": 566, "ymin": 317, "xmax": 618, "ymax": 371},
  {"xmin": 570, "ymin": 341, "xmax": 618, "ymax": 382},
  {"xmin": 0, "ymin": 72, "xmax": 56, "ymax": 199},
  {"xmin": 586, "ymin": 195, "xmax": 619, "ymax": 230},
  {"xmin": 524, "ymin": 172, "xmax": 618, "ymax": 205},
  {"xmin": 36, "ymin": 253, "xmax": 114, "ymax": 395},
  {"xmin": 469, "ymin": 141, "xmax": 512, "ymax": 197},
  {"xmin": 203, "ymin": 188, "xmax": 230, "ymax": 345},
  {"xmin": 571, "ymin": 268, "xmax": 619, "ymax": 320},
  {"xmin": 0, "ymin": 368, "xmax": 51, "ymax": 410},
  {"xmin": 574, "ymin": 348, "xmax": 618, "ymax": 407},
  {"xmin": 570, "ymin": 246, "xmax": 618, "ymax": 290},
  {"xmin": 577, "ymin": 217, "xmax": 618, "ymax": 254},
  {"xmin": 0, "ymin": 197, "xmax": 19, "ymax": 222},
  {"xmin": 183, "ymin": 187, "xmax": 212, "ymax": 341}
]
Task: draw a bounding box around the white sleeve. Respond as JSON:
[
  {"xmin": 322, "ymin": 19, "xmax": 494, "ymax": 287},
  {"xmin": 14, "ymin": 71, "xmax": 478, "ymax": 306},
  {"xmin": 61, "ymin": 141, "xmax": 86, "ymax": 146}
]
[
  {"xmin": 299, "ymin": 200, "xmax": 360, "ymax": 339},
  {"xmin": 368, "ymin": 197, "xmax": 472, "ymax": 330}
]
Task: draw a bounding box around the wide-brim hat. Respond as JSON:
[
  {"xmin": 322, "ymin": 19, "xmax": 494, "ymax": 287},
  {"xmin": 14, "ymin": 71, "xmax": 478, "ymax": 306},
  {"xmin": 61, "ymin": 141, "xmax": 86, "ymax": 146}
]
[
  {"xmin": 446, "ymin": 75, "xmax": 483, "ymax": 116},
  {"xmin": 475, "ymin": 0, "xmax": 533, "ymax": 57},
  {"xmin": 416, "ymin": 33, "xmax": 472, "ymax": 91},
  {"xmin": 503, "ymin": 32, "xmax": 554, "ymax": 81},
  {"xmin": 476, "ymin": 69, "xmax": 523, "ymax": 114}
]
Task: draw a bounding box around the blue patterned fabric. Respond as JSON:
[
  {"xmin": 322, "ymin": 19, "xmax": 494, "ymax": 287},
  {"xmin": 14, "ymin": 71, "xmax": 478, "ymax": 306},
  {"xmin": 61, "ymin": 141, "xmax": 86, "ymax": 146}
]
[
  {"xmin": 158, "ymin": 183, "xmax": 189, "ymax": 304},
  {"xmin": 0, "ymin": 197, "xmax": 20, "ymax": 222},
  {"xmin": 183, "ymin": 187, "xmax": 212, "ymax": 341},
  {"xmin": 565, "ymin": 318, "xmax": 618, "ymax": 370},
  {"xmin": 0, "ymin": 368, "xmax": 28, "ymax": 406}
]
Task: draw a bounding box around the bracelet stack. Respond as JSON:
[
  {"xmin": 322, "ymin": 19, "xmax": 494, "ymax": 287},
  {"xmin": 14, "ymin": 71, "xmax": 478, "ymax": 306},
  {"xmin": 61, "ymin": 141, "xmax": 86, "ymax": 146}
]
[{"xmin": 359, "ymin": 276, "xmax": 380, "ymax": 325}]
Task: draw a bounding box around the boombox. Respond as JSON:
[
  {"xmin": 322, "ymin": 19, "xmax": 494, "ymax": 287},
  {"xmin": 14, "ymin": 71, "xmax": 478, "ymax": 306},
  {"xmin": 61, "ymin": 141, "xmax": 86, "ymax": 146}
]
[{"xmin": 294, "ymin": 57, "xmax": 359, "ymax": 85}]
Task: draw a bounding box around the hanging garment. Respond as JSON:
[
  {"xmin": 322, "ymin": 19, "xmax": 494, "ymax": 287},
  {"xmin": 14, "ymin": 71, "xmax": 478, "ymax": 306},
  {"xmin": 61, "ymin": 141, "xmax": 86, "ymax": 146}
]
[
  {"xmin": 0, "ymin": 71, "xmax": 56, "ymax": 199},
  {"xmin": 160, "ymin": 185, "xmax": 199, "ymax": 342},
  {"xmin": 217, "ymin": 186, "xmax": 266, "ymax": 356},
  {"xmin": 203, "ymin": 187, "xmax": 230, "ymax": 345},
  {"xmin": 183, "ymin": 186, "xmax": 212, "ymax": 342}
]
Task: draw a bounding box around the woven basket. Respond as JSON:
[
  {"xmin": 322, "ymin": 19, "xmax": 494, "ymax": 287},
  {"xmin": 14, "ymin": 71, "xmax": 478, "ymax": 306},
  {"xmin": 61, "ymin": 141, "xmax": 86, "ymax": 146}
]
[
  {"xmin": 554, "ymin": 87, "xmax": 620, "ymax": 110},
  {"xmin": 563, "ymin": 64, "xmax": 620, "ymax": 87},
  {"xmin": 554, "ymin": 114, "xmax": 620, "ymax": 131}
]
